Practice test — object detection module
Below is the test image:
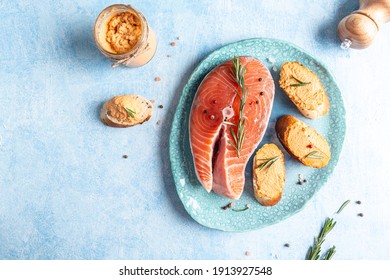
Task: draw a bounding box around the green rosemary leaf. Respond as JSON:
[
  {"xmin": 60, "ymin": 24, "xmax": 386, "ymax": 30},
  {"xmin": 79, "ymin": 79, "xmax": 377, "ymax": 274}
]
[
  {"xmin": 336, "ymin": 200, "xmax": 350, "ymax": 214},
  {"xmin": 322, "ymin": 246, "xmax": 336, "ymax": 260},
  {"xmin": 229, "ymin": 67, "xmax": 236, "ymax": 79},
  {"xmin": 290, "ymin": 83, "xmax": 311, "ymax": 87},
  {"xmin": 238, "ymin": 119, "xmax": 245, "ymax": 137},
  {"xmin": 235, "ymin": 89, "xmax": 243, "ymax": 101},
  {"xmin": 290, "ymin": 75, "xmax": 311, "ymax": 87},
  {"xmin": 304, "ymin": 151, "xmax": 324, "ymax": 159},
  {"xmin": 223, "ymin": 121, "xmax": 237, "ymax": 126},
  {"xmin": 125, "ymin": 107, "xmax": 135, "ymax": 118},
  {"xmin": 227, "ymin": 141, "xmax": 237, "ymax": 151},
  {"xmin": 232, "ymin": 204, "xmax": 250, "ymax": 212},
  {"xmin": 230, "ymin": 127, "xmax": 238, "ymax": 144},
  {"xmin": 238, "ymin": 131, "xmax": 246, "ymax": 153}
]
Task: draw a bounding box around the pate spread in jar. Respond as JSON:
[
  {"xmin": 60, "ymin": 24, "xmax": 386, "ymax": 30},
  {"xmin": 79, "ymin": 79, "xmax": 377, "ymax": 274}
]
[{"xmin": 94, "ymin": 4, "xmax": 157, "ymax": 67}]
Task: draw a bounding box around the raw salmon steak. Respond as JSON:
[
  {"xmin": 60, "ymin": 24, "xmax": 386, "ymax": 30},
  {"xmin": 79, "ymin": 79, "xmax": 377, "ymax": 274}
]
[{"xmin": 189, "ymin": 56, "xmax": 275, "ymax": 200}]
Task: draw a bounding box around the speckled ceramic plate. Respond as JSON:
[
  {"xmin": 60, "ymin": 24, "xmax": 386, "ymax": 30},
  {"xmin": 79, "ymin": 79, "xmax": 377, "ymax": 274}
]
[{"xmin": 169, "ymin": 38, "xmax": 346, "ymax": 232}]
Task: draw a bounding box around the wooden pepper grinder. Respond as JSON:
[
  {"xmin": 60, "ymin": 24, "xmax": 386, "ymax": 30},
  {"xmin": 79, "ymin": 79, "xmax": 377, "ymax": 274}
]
[{"xmin": 338, "ymin": 0, "xmax": 390, "ymax": 49}]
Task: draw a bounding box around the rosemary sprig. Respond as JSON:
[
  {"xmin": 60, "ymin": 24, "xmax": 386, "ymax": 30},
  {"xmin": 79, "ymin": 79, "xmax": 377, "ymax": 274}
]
[
  {"xmin": 227, "ymin": 56, "xmax": 248, "ymax": 158},
  {"xmin": 305, "ymin": 200, "xmax": 350, "ymax": 260},
  {"xmin": 306, "ymin": 217, "xmax": 337, "ymax": 260},
  {"xmin": 256, "ymin": 155, "xmax": 281, "ymax": 172},
  {"xmin": 125, "ymin": 107, "xmax": 136, "ymax": 118},
  {"xmin": 304, "ymin": 151, "xmax": 323, "ymax": 159},
  {"xmin": 290, "ymin": 75, "xmax": 311, "ymax": 87}
]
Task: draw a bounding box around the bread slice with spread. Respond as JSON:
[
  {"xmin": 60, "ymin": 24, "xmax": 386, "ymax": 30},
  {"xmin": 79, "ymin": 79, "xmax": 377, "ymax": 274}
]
[
  {"xmin": 100, "ymin": 94, "xmax": 153, "ymax": 127},
  {"xmin": 252, "ymin": 143, "xmax": 286, "ymax": 206},
  {"xmin": 279, "ymin": 61, "xmax": 330, "ymax": 119},
  {"xmin": 276, "ymin": 115, "xmax": 331, "ymax": 168}
]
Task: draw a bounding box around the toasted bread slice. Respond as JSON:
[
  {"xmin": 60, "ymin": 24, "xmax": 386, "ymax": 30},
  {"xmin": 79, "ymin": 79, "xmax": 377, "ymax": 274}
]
[
  {"xmin": 253, "ymin": 143, "xmax": 286, "ymax": 206},
  {"xmin": 100, "ymin": 95, "xmax": 153, "ymax": 127},
  {"xmin": 276, "ymin": 115, "xmax": 330, "ymax": 168},
  {"xmin": 279, "ymin": 62, "xmax": 329, "ymax": 119}
]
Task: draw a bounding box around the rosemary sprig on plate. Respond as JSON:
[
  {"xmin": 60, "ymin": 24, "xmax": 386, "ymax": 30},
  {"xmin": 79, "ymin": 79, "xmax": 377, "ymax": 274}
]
[
  {"xmin": 290, "ymin": 75, "xmax": 311, "ymax": 87},
  {"xmin": 125, "ymin": 107, "xmax": 136, "ymax": 118},
  {"xmin": 256, "ymin": 155, "xmax": 281, "ymax": 172},
  {"xmin": 227, "ymin": 56, "xmax": 248, "ymax": 158},
  {"xmin": 304, "ymin": 150, "xmax": 323, "ymax": 159}
]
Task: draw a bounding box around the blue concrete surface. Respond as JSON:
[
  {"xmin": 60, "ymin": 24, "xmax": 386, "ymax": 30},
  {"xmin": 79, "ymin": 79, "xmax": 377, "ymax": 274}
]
[{"xmin": 0, "ymin": 0, "xmax": 389, "ymax": 259}]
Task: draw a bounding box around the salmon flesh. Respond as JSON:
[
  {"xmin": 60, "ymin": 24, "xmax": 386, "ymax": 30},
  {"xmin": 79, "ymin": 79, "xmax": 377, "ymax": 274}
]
[{"xmin": 189, "ymin": 56, "xmax": 275, "ymax": 200}]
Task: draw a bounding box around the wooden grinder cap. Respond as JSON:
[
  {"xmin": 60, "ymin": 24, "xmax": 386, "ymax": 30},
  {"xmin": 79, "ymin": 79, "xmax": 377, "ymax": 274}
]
[{"xmin": 338, "ymin": 0, "xmax": 390, "ymax": 49}]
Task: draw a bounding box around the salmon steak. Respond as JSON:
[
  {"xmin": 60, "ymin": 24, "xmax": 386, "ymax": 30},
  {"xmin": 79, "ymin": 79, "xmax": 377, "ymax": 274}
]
[{"xmin": 189, "ymin": 56, "xmax": 275, "ymax": 200}]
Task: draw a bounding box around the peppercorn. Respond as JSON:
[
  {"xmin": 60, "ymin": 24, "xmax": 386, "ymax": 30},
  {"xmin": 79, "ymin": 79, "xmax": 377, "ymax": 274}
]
[{"xmin": 221, "ymin": 202, "xmax": 234, "ymax": 210}]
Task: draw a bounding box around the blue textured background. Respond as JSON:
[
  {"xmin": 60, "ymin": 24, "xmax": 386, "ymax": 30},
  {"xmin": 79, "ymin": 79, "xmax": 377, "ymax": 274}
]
[{"xmin": 1, "ymin": 0, "xmax": 389, "ymax": 259}]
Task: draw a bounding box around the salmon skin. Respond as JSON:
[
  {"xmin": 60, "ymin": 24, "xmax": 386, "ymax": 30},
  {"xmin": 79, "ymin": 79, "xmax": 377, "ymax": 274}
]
[{"xmin": 189, "ymin": 56, "xmax": 275, "ymax": 200}]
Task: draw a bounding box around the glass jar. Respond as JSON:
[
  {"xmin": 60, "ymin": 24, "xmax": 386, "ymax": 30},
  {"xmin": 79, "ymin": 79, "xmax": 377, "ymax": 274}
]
[{"xmin": 94, "ymin": 4, "xmax": 157, "ymax": 68}]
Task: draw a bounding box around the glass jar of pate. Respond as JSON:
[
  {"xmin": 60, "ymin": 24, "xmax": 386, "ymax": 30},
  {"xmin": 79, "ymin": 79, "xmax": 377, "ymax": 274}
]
[{"xmin": 94, "ymin": 4, "xmax": 157, "ymax": 67}]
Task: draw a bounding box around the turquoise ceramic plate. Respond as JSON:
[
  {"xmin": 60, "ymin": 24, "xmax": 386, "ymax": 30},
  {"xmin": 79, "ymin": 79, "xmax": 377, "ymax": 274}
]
[{"xmin": 169, "ymin": 38, "xmax": 346, "ymax": 232}]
